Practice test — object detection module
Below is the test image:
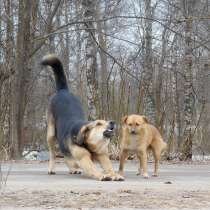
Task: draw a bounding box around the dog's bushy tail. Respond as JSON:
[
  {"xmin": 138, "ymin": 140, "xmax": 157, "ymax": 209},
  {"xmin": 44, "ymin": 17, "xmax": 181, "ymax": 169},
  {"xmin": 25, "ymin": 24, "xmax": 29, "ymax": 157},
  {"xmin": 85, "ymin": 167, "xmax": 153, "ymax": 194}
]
[{"xmin": 41, "ymin": 54, "xmax": 68, "ymax": 91}]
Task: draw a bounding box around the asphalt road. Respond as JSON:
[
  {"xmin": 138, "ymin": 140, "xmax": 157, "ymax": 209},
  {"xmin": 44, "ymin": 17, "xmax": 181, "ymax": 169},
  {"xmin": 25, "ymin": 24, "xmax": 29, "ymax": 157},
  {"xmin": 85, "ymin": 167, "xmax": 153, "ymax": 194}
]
[{"xmin": 0, "ymin": 160, "xmax": 210, "ymax": 209}]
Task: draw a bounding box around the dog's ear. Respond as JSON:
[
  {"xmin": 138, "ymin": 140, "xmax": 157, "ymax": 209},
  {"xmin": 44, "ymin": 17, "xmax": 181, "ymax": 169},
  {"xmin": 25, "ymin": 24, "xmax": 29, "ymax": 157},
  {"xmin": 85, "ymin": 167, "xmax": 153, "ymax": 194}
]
[
  {"xmin": 74, "ymin": 123, "xmax": 94, "ymax": 145},
  {"xmin": 71, "ymin": 125, "xmax": 88, "ymax": 146},
  {"xmin": 142, "ymin": 116, "xmax": 149, "ymax": 123},
  {"xmin": 122, "ymin": 116, "xmax": 128, "ymax": 124}
]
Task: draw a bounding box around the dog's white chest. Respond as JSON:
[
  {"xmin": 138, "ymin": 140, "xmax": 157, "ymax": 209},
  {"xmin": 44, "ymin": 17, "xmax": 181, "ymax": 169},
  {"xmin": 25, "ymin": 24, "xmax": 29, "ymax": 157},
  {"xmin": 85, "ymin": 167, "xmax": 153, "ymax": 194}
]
[{"xmin": 127, "ymin": 135, "xmax": 139, "ymax": 150}]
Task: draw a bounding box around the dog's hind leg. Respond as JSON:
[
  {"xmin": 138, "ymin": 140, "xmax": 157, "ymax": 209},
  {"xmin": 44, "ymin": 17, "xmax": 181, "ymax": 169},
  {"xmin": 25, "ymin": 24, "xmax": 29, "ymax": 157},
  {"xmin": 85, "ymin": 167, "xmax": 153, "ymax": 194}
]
[
  {"xmin": 151, "ymin": 140, "xmax": 166, "ymax": 177},
  {"xmin": 47, "ymin": 112, "xmax": 56, "ymax": 175},
  {"xmin": 64, "ymin": 156, "xmax": 82, "ymax": 174}
]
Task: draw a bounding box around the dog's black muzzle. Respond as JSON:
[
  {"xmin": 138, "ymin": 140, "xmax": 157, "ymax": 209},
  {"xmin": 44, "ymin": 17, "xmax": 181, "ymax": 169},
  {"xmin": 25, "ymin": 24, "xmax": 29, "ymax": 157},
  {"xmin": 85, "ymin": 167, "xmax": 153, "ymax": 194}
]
[{"xmin": 103, "ymin": 121, "xmax": 115, "ymax": 138}]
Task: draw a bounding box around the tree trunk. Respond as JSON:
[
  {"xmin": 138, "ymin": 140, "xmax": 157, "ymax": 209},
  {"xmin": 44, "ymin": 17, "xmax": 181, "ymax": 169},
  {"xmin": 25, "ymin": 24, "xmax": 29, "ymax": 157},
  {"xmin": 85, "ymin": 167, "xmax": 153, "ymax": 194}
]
[
  {"xmin": 75, "ymin": 1, "xmax": 83, "ymax": 98},
  {"xmin": 11, "ymin": 0, "xmax": 32, "ymax": 158},
  {"xmin": 5, "ymin": 0, "xmax": 15, "ymax": 157},
  {"xmin": 181, "ymin": 18, "xmax": 193, "ymax": 160},
  {"xmin": 156, "ymin": 27, "xmax": 168, "ymax": 132},
  {"xmin": 96, "ymin": 1, "xmax": 108, "ymax": 119},
  {"xmin": 181, "ymin": 0, "xmax": 195, "ymax": 160},
  {"xmin": 138, "ymin": 0, "xmax": 155, "ymax": 123},
  {"xmin": 82, "ymin": 0, "xmax": 99, "ymax": 120},
  {"xmin": 63, "ymin": 0, "xmax": 70, "ymax": 79}
]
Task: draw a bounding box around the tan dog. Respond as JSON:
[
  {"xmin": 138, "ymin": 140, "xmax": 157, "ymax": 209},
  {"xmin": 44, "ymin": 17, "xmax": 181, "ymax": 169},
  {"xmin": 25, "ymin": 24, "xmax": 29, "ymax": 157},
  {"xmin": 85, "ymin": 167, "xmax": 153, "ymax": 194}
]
[{"xmin": 119, "ymin": 114, "xmax": 167, "ymax": 178}]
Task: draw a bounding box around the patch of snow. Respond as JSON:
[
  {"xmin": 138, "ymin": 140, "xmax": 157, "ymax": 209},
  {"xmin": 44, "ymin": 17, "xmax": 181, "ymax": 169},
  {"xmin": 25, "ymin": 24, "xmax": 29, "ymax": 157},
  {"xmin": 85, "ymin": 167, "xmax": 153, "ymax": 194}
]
[
  {"xmin": 192, "ymin": 155, "xmax": 210, "ymax": 161},
  {"xmin": 22, "ymin": 151, "xmax": 49, "ymax": 161}
]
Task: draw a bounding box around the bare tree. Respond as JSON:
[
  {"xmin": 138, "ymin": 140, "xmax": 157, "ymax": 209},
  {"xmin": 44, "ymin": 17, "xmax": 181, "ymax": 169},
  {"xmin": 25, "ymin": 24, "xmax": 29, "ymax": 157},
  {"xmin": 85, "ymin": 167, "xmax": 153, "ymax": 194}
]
[
  {"xmin": 137, "ymin": 0, "xmax": 156, "ymax": 123},
  {"xmin": 82, "ymin": 0, "xmax": 99, "ymax": 120},
  {"xmin": 181, "ymin": 0, "xmax": 196, "ymax": 160},
  {"xmin": 10, "ymin": 0, "xmax": 33, "ymax": 158}
]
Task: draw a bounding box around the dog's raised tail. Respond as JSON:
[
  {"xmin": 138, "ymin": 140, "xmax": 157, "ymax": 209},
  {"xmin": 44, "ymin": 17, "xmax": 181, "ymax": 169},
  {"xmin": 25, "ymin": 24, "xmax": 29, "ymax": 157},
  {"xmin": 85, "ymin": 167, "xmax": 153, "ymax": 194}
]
[{"xmin": 41, "ymin": 54, "xmax": 68, "ymax": 91}]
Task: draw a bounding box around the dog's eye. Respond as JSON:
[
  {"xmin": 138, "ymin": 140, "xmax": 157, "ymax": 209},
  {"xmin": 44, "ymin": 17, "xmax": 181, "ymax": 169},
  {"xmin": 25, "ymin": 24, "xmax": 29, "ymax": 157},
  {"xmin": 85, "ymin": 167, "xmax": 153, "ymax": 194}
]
[
  {"xmin": 128, "ymin": 123, "xmax": 132, "ymax": 126},
  {"xmin": 136, "ymin": 123, "xmax": 140, "ymax": 126}
]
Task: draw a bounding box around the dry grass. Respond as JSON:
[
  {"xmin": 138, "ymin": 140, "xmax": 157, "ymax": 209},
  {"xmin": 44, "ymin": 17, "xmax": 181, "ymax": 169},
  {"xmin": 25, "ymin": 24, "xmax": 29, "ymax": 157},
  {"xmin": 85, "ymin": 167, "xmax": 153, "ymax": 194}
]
[{"xmin": 0, "ymin": 146, "xmax": 12, "ymax": 192}]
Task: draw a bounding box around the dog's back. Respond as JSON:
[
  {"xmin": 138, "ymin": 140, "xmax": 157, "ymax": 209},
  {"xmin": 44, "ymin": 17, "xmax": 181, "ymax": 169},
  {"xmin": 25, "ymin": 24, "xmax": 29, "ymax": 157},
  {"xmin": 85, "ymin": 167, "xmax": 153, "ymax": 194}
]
[{"xmin": 50, "ymin": 90, "xmax": 85, "ymax": 140}]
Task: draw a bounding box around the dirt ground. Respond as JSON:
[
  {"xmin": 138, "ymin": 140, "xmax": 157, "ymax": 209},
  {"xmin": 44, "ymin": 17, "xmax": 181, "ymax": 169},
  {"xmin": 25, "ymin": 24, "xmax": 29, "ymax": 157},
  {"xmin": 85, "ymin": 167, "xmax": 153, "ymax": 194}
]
[{"xmin": 0, "ymin": 160, "xmax": 210, "ymax": 210}]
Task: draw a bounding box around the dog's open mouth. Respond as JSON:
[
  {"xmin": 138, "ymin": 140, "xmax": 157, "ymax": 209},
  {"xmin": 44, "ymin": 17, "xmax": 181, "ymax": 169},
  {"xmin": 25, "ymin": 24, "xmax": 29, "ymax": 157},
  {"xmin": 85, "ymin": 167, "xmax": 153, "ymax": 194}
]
[{"xmin": 103, "ymin": 129, "xmax": 114, "ymax": 138}]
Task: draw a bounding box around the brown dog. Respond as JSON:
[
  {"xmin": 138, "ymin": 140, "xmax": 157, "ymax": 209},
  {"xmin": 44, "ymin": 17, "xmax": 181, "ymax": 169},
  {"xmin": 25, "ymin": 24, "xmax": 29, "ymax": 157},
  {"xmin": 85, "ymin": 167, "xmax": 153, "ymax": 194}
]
[{"xmin": 119, "ymin": 114, "xmax": 167, "ymax": 178}]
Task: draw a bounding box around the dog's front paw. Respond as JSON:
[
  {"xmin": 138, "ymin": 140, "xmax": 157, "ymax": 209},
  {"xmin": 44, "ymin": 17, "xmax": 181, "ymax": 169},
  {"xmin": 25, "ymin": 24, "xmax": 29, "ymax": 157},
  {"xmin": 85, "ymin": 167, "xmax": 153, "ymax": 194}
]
[
  {"xmin": 99, "ymin": 174, "xmax": 112, "ymax": 181},
  {"xmin": 112, "ymin": 173, "xmax": 125, "ymax": 181},
  {"xmin": 48, "ymin": 171, "xmax": 56, "ymax": 175},
  {"xmin": 118, "ymin": 170, "xmax": 124, "ymax": 176},
  {"xmin": 143, "ymin": 173, "xmax": 149, "ymax": 179},
  {"xmin": 136, "ymin": 169, "xmax": 143, "ymax": 176},
  {"xmin": 152, "ymin": 173, "xmax": 158, "ymax": 177},
  {"xmin": 69, "ymin": 169, "xmax": 82, "ymax": 174}
]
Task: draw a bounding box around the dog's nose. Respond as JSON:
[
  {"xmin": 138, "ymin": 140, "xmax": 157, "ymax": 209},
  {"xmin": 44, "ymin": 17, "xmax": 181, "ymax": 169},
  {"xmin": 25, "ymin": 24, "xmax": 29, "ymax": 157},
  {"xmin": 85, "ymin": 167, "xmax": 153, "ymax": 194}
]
[
  {"xmin": 109, "ymin": 121, "xmax": 116, "ymax": 130},
  {"xmin": 131, "ymin": 129, "xmax": 136, "ymax": 135}
]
